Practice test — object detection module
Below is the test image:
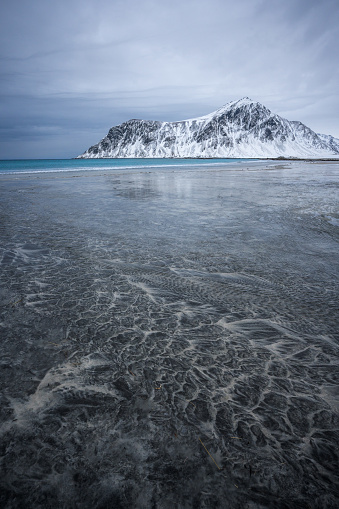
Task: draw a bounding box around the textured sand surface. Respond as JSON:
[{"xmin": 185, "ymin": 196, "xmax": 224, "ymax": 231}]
[{"xmin": 0, "ymin": 161, "xmax": 338, "ymax": 508}]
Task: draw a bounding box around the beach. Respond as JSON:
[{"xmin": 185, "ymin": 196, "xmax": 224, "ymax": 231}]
[{"xmin": 0, "ymin": 159, "xmax": 338, "ymax": 508}]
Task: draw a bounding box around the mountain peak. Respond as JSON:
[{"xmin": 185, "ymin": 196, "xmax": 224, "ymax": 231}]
[
  {"xmin": 227, "ymin": 97, "xmax": 256, "ymax": 108},
  {"xmin": 214, "ymin": 97, "xmax": 261, "ymax": 116},
  {"xmin": 234, "ymin": 96, "xmax": 254, "ymax": 104},
  {"xmin": 78, "ymin": 99, "xmax": 339, "ymax": 159}
]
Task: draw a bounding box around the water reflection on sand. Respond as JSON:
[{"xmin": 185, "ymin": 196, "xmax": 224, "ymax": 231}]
[{"xmin": 0, "ymin": 160, "xmax": 338, "ymax": 508}]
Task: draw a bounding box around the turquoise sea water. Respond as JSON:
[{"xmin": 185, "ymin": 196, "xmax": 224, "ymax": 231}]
[{"xmin": 0, "ymin": 158, "xmax": 254, "ymax": 175}]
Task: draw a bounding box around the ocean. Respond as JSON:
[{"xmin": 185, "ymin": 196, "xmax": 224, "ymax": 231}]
[
  {"xmin": 0, "ymin": 158, "xmax": 338, "ymax": 508},
  {"xmin": 0, "ymin": 158, "xmax": 254, "ymax": 175}
]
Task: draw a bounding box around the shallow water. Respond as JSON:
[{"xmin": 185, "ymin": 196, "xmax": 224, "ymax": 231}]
[
  {"xmin": 0, "ymin": 157, "xmax": 252, "ymax": 175},
  {"xmin": 0, "ymin": 160, "xmax": 338, "ymax": 508}
]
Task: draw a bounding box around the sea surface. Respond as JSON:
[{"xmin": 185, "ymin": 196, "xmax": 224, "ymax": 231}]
[
  {"xmin": 0, "ymin": 159, "xmax": 338, "ymax": 508},
  {"xmin": 0, "ymin": 158, "xmax": 254, "ymax": 175}
]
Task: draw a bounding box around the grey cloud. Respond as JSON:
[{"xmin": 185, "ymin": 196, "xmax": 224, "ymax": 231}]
[{"xmin": 0, "ymin": 0, "xmax": 338, "ymax": 158}]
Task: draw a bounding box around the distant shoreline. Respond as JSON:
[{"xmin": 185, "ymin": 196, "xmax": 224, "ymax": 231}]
[
  {"xmin": 74, "ymin": 156, "xmax": 339, "ymax": 162},
  {"xmin": 1, "ymin": 156, "xmax": 339, "ymax": 162}
]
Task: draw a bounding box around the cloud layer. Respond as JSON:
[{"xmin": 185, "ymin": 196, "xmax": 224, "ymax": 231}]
[{"xmin": 1, "ymin": 0, "xmax": 338, "ymax": 158}]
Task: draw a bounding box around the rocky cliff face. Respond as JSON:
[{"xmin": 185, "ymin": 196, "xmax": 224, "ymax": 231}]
[{"xmin": 78, "ymin": 98, "xmax": 339, "ymax": 158}]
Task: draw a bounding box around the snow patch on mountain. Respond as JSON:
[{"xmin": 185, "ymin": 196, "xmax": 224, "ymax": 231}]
[{"xmin": 78, "ymin": 98, "xmax": 339, "ymax": 159}]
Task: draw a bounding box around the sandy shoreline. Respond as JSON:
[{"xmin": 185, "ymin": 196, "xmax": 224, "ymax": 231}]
[
  {"xmin": 1, "ymin": 158, "xmax": 339, "ymax": 181},
  {"xmin": 0, "ymin": 160, "xmax": 338, "ymax": 508}
]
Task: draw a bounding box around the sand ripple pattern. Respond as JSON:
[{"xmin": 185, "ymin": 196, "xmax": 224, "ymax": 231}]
[{"xmin": 0, "ymin": 162, "xmax": 339, "ymax": 508}]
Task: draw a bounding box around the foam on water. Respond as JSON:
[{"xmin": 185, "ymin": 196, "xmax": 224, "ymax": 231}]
[{"xmin": 0, "ymin": 158, "xmax": 254, "ymax": 175}]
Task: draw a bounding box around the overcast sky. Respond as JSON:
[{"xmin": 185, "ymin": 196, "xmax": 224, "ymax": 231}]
[{"xmin": 0, "ymin": 0, "xmax": 338, "ymax": 158}]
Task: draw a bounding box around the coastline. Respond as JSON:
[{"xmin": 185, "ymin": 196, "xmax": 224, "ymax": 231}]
[{"xmin": 0, "ymin": 159, "xmax": 338, "ymax": 508}]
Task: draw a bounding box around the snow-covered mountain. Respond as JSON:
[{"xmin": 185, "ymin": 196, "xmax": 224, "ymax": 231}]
[{"xmin": 77, "ymin": 98, "xmax": 339, "ymax": 158}]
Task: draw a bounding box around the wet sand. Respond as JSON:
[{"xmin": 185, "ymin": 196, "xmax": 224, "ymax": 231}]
[{"xmin": 0, "ymin": 160, "xmax": 338, "ymax": 508}]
